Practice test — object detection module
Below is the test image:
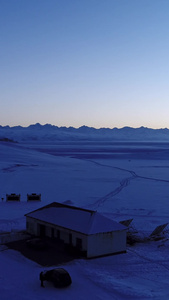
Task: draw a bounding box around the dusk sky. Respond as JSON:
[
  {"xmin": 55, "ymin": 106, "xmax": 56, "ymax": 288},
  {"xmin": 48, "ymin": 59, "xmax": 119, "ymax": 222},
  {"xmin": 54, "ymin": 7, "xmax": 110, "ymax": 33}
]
[{"xmin": 1, "ymin": 0, "xmax": 169, "ymax": 129}]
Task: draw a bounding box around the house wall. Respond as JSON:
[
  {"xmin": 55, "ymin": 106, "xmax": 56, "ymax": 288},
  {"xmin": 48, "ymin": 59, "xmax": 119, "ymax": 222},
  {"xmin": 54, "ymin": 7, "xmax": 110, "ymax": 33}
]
[
  {"xmin": 87, "ymin": 230, "xmax": 126, "ymax": 258},
  {"xmin": 26, "ymin": 217, "xmax": 88, "ymax": 252},
  {"xmin": 26, "ymin": 217, "xmax": 126, "ymax": 258},
  {"xmin": 26, "ymin": 218, "xmax": 38, "ymax": 235}
]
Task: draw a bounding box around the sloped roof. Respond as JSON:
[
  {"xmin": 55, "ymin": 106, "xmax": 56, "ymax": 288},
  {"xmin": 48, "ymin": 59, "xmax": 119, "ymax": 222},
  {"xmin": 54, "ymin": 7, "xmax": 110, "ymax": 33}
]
[{"xmin": 25, "ymin": 202, "xmax": 126, "ymax": 235}]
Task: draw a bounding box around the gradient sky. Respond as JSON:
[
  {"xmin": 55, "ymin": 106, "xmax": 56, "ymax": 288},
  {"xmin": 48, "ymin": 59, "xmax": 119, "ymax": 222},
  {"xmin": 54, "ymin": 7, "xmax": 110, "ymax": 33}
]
[{"xmin": 1, "ymin": 0, "xmax": 169, "ymax": 129}]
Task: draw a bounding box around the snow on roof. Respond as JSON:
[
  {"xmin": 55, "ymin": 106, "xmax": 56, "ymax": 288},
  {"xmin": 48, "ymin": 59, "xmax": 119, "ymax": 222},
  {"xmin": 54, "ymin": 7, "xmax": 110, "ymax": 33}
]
[{"xmin": 25, "ymin": 202, "xmax": 126, "ymax": 235}]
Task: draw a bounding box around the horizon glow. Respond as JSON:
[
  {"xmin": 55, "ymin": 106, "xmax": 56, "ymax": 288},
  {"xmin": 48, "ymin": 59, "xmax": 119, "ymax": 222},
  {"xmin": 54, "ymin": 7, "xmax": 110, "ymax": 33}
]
[{"xmin": 1, "ymin": 0, "xmax": 169, "ymax": 129}]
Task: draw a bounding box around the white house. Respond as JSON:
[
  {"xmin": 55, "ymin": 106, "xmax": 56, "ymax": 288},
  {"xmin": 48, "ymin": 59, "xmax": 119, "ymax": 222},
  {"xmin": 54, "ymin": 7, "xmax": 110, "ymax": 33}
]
[{"xmin": 25, "ymin": 202, "xmax": 127, "ymax": 258}]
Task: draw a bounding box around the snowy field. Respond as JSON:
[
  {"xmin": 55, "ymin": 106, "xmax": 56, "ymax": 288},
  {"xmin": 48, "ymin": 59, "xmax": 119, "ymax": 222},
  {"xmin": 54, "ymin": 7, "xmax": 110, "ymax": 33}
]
[{"xmin": 1, "ymin": 140, "xmax": 169, "ymax": 299}]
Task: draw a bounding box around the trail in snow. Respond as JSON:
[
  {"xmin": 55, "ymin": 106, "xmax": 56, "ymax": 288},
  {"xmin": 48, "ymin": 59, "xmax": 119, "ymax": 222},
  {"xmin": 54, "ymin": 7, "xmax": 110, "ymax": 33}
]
[
  {"xmin": 92, "ymin": 174, "xmax": 136, "ymax": 208},
  {"xmin": 128, "ymin": 247, "xmax": 169, "ymax": 272},
  {"xmin": 81, "ymin": 159, "xmax": 169, "ymax": 209},
  {"xmin": 2, "ymin": 164, "xmax": 38, "ymax": 173}
]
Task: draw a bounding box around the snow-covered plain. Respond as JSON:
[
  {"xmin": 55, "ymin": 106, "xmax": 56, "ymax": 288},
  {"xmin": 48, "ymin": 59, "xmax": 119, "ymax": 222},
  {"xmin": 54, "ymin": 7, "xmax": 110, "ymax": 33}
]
[{"xmin": 1, "ymin": 139, "xmax": 169, "ymax": 299}]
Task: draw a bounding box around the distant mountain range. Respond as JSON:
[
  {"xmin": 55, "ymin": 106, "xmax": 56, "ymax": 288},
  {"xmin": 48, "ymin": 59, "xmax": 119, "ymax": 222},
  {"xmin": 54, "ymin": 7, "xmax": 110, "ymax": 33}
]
[{"xmin": 0, "ymin": 123, "xmax": 169, "ymax": 142}]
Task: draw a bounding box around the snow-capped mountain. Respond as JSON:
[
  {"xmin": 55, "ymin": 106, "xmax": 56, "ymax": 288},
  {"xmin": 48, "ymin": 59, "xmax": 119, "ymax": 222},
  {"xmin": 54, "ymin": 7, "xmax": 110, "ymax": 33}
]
[{"xmin": 0, "ymin": 123, "xmax": 169, "ymax": 142}]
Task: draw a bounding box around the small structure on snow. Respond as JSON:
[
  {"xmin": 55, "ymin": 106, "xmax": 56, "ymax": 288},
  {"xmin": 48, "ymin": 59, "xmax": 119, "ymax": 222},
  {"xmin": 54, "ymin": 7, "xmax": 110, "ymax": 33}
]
[
  {"xmin": 149, "ymin": 223, "xmax": 168, "ymax": 240},
  {"xmin": 25, "ymin": 202, "xmax": 127, "ymax": 258},
  {"xmin": 119, "ymin": 218, "xmax": 133, "ymax": 228},
  {"xmin": 125, "ymin": 221, "xmax": 168, "ymax": 245},
  {"xmin": 27, "ymin": 193, "xmax": 41, "ymax": 202},
  {"xmin": 6, "ymin": 193, "xmax": 20, "ymax": 202}
]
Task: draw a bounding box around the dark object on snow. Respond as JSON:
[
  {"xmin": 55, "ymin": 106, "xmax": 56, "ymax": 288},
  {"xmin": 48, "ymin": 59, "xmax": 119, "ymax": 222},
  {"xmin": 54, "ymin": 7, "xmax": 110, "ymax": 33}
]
[
  {"xmin": 40, "ymin": 268, "xmax": 72, "ymax": 288},
  {"xmin": 150, "ymin": 223, "xmax": 168, "ymax": 238},
  {"xmin": 6, "ymin": 193, "xmax": 20, "ymax": 201},
  {"xmin": 119, "ymin": 218, "xmax": 133, "ymax": 227},
  {"xmin": 26, "ymin": 238, "xmax": 48, "ymax": 250},
  {"xmin": 40, "ymin": 272, "xmax": 45, "ymax": 287},
  {"xmin": 27, "ymin": 193, "xmax": 41, "ymax": 201}
]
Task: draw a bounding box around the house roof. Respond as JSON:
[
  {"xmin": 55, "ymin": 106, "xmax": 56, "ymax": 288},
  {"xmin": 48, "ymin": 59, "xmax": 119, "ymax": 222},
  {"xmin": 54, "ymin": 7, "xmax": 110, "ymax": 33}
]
[{"xmin": 25, "ymin": 202, "xmax": 126, "ymax": 235}]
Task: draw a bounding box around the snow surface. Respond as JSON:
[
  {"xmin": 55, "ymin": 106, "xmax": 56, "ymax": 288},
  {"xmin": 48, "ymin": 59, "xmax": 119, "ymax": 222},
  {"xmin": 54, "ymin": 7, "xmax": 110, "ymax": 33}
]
[{"xmin": 1, "ymin": 139, "xmax": 169, "ymax": 299}]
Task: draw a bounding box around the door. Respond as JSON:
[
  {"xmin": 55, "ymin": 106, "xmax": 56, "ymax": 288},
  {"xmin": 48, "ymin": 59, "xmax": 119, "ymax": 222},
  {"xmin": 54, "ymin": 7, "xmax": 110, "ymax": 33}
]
[
  {"xmin": 57, "ymin": 230, "xmax": 60, "ymax": 240},
  {"xmin": 51, "ymin": 228, "xmax": 54, "ymax": 238},
  {"xmin": 69, "ymin": 233, "xmax": 72, "ymax": 245},
  {"xmin": 76, "ymin": 238, "xmax": 82, "ymax": 250},
  {"xmin": 39, "ymin": 224, "xmax": 46, "ymax": 237}
]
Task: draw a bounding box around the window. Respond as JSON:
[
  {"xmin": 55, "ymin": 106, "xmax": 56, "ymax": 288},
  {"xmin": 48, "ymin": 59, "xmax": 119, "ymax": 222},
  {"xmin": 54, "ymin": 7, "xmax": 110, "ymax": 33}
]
[{"xmin": 26, "ymin": 221, "xmax": 29, "ymax": 229}]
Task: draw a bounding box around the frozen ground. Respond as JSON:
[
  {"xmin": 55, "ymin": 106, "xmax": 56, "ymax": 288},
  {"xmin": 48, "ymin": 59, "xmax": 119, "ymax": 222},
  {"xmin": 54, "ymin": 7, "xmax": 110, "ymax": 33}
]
[{"xmin": 0, "ymin": 140, "xmax": 169, "ymax": 299}]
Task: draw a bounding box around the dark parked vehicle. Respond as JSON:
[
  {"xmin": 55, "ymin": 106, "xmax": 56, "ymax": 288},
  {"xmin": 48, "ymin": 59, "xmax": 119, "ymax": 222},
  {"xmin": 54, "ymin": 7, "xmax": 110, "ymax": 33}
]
[{"xmin": 40, "ymin": 268, "xmax": 72, "ymax": 288}]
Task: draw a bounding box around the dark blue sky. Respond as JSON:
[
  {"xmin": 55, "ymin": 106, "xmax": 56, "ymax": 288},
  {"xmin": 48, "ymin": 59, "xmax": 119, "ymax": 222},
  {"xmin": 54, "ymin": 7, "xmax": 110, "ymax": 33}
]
[{"xmin": 1, "ymin": 0, "xmax": 169, "ymax": 128}]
